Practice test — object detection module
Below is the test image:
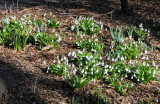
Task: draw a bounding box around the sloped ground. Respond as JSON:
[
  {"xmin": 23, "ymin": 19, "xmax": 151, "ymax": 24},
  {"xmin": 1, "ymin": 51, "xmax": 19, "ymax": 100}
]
[{"xmin": 0, "ymin": 0, "xmax": 160, "ymax": 104}]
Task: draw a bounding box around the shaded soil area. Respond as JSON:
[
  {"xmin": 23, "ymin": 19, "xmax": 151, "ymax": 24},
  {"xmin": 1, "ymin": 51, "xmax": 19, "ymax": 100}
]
[{"xmin": 0, "ymin": 0, "xmax": 160, "ymax": 104}]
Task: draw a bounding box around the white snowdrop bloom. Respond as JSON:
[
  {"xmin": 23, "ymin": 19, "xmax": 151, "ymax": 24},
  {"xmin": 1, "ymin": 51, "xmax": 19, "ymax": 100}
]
[
  {"xmin": 77, "ymin": 50, "xmax": 82, "ymax": 54},
  {"xmin": 91, "ymin": 71, "xmax": 93, "ymax": 75},
  {"xmin": 153, "ymin": 71, "xmax": 156, "ymax": 75},
  {"xmin": 152, "ymin": 74, "xmax": 155, "ymax": 77},
  {"xmin": 86, "ymin": 61, "xmax": 88, "ymax": 65},
  {"xmin": 112, "ymin": 58, "xmax": 114, "ymax": 62},
  {"xmin": 100, "ymin": 56, "xmax": 102, "ymax": 60},
  {"xmin": 156, "ymin": 99, "xmax": 159, "ymax": 103},
  {"xmin": 145, "ymin": 50, "xmax": 148, "ymax": 54},
  {"xmin": 104, "ymin": 70, "xmax": 108, "ymax": 74},
  {"xmin": 43, "ymin": 61, "xmax": 47, "ymax": 66},
  {"xmin": 85, "ymin": 71, "xmax": 87, "ymax": 75},
  {"xmin": 121, "ymin": 77, "xmax": 123, "ymax": 81},
  {"xmin": 129, "ymin": 60, "xmax": 132, "ymax": 64},
  {"xmin": 137, "ymin": 79, "xmax": 140, "ymax": 82},
  {"xmin": 105, "ymin": 65, "xmax": 108, "ymax": 69},
  {"xmin": 142, "ymin": 77, "xmax": 144, "ymax": 81},
  {"xmin": 118, "ymin": 70, "xmax": 120, "ymax": 73},
  {"xmin": 72, "ymin": 51, "xmax": 76, "ymax": 57},
  {"xmin": 82, "ymin": 70, "xmax": 84, "ymax": 73},
  {"xmin": 68, "ymin": 52, "xmax": 71, "ymax": 56},
  {"xmin": 73, "ymin": 71, "xmax": 76, "ymax": 75},
  {"xmin": 57, "ymin": 37, "xmax": 62, "ymax": 43},
  {"xmin": 131, "ymin": 83, "xmax": 134, "ymax": 87},
  {"xmin": 95, "ymin": 38, "xmax": 98, "ymax": 41},
  {"xmin": 109, "ymin": 66, "xmax": 112, "ymax": 69},
  {"xmin": 125, "ymin": 68, "xmax": 129, "ymax": 72},
  {"xmin": 147, "ymin": 63, "xmax": 149, "ymax": 66},
  {"xmin": 136, "ymin": 60, "xmax": 138, "ymax": 63},
  {"xmin": 74, "ymin": 55, "xmax": 77, "ymax": 58},
  {"xmin": 140, "ymin": 52, "xmax": 143, "ymax": 56},
  {"xmin": 152, "ymin": 61, "xmax": 156, "ymax": 66},
  {"xmin": 73, "ymin": 83, "xmax": 75, "ymax": 87},
  {"xmin": 58, "ymin": 60, "xmax": 61, "ymax": 64},
  {"xmin": 156, "ymin": 66, "xmax": 158, "ymax": 70},
  {"xmin": 125, "ymin": 74, "xmax": 128, "ymax": 78},
  {"xmin": 80, "ymin": 63, "xmax": 82, "ymax": 66},
  {"xmin": 131, "ymin": 76, "xmax": 133, "ymax": 79},
  {"xmin": 44, "ymin": 13, "xmax": 46, "ymax": 17},
  {"xmin": 96, "ymin": 70, "xmax": 99, "ymax": 73},
  {"xmin": 101, "ymin": 62, "xmax": 104, "ymax": 66},
  {"xmin": 133, "ymin": 41, "xmax": 135, "ymax": 44},
  {"xmin": 21, "ymin": 18, "xmax": 24, "ymax": 21},
  {"xmin": 69, "ymin": 64, "xmax": 71, "ymax": 67},
  {"xmin": 57, "ymin": 64, "xmax": 60, "ymax": 68},
  {"xmin": 121, "ymin": 57, "xmax": 124, "ymax": 61},
  {"xmin": 148, "ymin": 34, "xmax": 150, "ymax": 36},
  {"xmin": 146, "ymin": 57, "xmax": 149, "ymax": 60},
  {"xmin": 142, "ymin": 57, "xmax": 146, "ymax": 60},
  {"xmin": 91, "ymin": 68, "xmax": 94, "ymax": 71},
  {"xmin": 107, "ymin": 57, "xmax": 110, "ymax": 60}
]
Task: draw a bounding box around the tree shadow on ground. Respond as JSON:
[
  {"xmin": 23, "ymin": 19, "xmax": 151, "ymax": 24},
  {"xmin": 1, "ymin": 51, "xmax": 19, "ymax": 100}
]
[{"xmin": 0, "ymin": 60, "xmax": 108, "ymax": 104}]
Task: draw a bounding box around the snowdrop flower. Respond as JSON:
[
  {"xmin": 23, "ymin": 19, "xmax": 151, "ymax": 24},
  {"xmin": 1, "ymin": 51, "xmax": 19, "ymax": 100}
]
[
  {"xmin": 152, "ymin": 61, "xmax": 156, "ymax": 66},
  {"xmin": 82, "ymin": 70, "xmax": 84, "ymax": 73},
  {"xmin": 43, "ymin": 61, "xmax": 47, "ymax": 66},
  {"xmin": 44, "ymin": 13, "xmax": 46, "ymax": 17},
  {"xmin": 131, "ymin": 76, "xmax": 133, "ymax": 79},
  {"xmin": 156, "ymin": 66, "xmax": 158, "ymax": 70},
  {"xmin": 105, "ymin": 65, "xmax": 108, "ymax": 69},
  {"xmin": 125, "ymin": 74, "xmax": 128, "ymax": 78},
  {"xmin": 57, "ymin": 37, "xmax": 62, "ymax": 43},
  {"xmin": 152, "ymin": 74, "xmax": 155, "ymax": 77},
  {"xmin": 21, "ymin": 18, "xmax": 24, "ymax": 21},
  {"xmin": 142, "ymin": 57, "xmax": 146, "ymax": 60},
  {"xmin": 57, "ymin": 64, "xmax": 60, "ymax": 68},
  {"xmin": 146, "ymin": 57, "xmax": 149, "ymax": 60},
  {"xmin": 23, "ymin": 14, "xmax": 26, "ymax": 18},
  {"xmin": 153, "ymin": 70, "xmax": 156, "ymax": 75},
  {"xmin": 71, "ymin": 51, "xmax": 76, "ymax": 56},
  {"xmin": 50, "ymin": 12, "xmax": 52, "ymax": 16},
  {"xmin": 118, "ymin": 70, "xmax": 120, "ymax": 73},
  {"xmin": 95, "ymin": 38, "xmax": 98, "ymax": 41},
  {"xmin": 68, "ymin": 52, "xmax": 71, "ymax": 56},
  {"xmin": 73, "ymin": 83, "xmax": 75, "ymax": 87},
  {"xmin": 125, "ymin": 68, "xmax": 129, "ymax": 72},
  {"xmin": 100, "ymin": 56, "xmax": 102, "ymax": 60},
  {"xmin": 121, "ymin": 77, "xmax": 123, "ymax": 81},
  {"xmin": 101, "ymin": 62, "xmax": 104, "ymax": 66},
  {"xmin": 145, "ymin": 50, "xmax": 148, "ymax": 54},
  {"xmin": 71, "ymin": 26, "xmax": 75, "ymax": 31},
  {"xmin": 121, "ymin": 57, "xmax": 124, "ymax": 61},
  {"xmin": 46, "ymin": 67, "xmax": 49, "ymax": 74},
  {"xmin": 137, "ymin": 79, "xmax": 140, "ymax": 82},
  {"xmin": 131, "ymin": 83, "xmax": 134, "ymax": 87}
]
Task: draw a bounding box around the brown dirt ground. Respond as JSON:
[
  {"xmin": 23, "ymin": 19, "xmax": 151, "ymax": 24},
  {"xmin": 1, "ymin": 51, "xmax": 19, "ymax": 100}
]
[{"xmin": 0, "ymin": 0, "xmax": 160, "ymax": 104}]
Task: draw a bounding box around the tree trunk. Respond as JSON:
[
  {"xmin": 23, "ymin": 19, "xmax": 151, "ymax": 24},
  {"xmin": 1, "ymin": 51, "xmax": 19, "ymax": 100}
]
[{"xmin": 120, "ymin": 0, "xmax": 129, "ymax": 14}]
